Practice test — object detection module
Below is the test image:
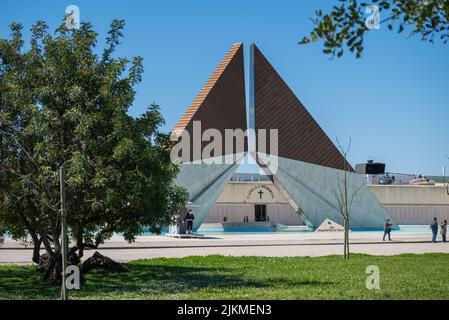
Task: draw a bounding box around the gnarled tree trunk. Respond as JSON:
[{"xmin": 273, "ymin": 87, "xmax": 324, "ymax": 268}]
[{"xmin": 37, "ymin": 251, "xmax": 80, "ymax": 284}]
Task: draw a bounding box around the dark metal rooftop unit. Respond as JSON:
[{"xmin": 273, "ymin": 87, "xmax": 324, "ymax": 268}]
[{"xmin": 355, "ymin": 160, "xmax": 386, "ymax": 175}]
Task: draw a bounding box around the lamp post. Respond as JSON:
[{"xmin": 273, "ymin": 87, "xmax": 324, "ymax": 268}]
[{"xmin": 60, "ymin": 166, "xmax": 68, "ymax": 300}]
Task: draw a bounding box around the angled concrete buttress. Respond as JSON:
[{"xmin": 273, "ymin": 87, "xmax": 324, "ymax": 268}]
[
  {"xmin": 258, "ymin": 153, "xmax": 391, "ymax": 228},
  {"xmin": 176, "ymin": 154, "xmax": 245, "ymax": 230}
]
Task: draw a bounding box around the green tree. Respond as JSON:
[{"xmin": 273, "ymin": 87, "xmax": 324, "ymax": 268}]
[
  {"xmin": 0, "ymin": 19, "xmax": 188, "ymax": 282},
  {"xmin": 299, "ymin": 0, "xmax": 449, "ymax": 58}
]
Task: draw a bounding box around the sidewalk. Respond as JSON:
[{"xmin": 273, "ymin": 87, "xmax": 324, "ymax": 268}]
[{"xmin": 1, "ymin": 231, "xmax": 448, "ymax": 264}]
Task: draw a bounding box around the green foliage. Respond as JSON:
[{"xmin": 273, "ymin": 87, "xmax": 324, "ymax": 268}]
[
  {"xmin": 0, "ymin": 19, "xmax": 188, "ymax": 261},
  {"xmin": 0, "ymin": 254, "xmax": 448, "ymax": 299},
  {"xmin": 299, "ymin": 0, "xmax": 449, "ymax": 58}
]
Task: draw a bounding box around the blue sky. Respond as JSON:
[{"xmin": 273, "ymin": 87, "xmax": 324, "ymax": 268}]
[{"xmin": 1, "ymin": 0, "xmax": 448, "ymax": 175}]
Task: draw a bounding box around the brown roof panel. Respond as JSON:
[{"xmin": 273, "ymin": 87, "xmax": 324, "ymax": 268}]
[
  {"xmin": 253, "ymin": 44, "xmax": 352, "ymax": 171},
  {"xmin": 172, "ymin": 43, "xmax": 247, "ymax": 161}
]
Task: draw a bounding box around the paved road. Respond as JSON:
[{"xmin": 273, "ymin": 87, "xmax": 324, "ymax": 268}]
[{"xmin": 1, "ymin": 235, "xmax": 448, "ymax": 264}]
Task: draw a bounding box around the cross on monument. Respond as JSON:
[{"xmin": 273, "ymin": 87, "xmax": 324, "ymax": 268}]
[{"xmin": 258, "ymin": 190, "xmax": 264, "ymax": 199}]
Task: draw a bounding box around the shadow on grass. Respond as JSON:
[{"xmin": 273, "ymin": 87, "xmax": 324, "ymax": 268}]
[
  {"xmin": 0, "ymin": 262, "xmax": 334, "ymax": 299},
  {"xmin": 0, "ymin": 266, "xmax": 60, "ymax": 299}
]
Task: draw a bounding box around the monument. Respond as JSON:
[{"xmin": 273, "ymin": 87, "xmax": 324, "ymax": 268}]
[{"xmin": 171, "ymin": 43, "xmax": 393, "ymax": 232}]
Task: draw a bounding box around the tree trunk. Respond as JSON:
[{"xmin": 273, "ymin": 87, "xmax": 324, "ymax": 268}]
[
  {"xmin": 80, "ymin": 251, "xmax": 128, "ymax": 273},
  {"xmin": 38, "ymin": 252, "xmax": 62, "ymax": 283},
  {"xmin": 31, "ymin": 237, "xmax": 42, "ymax": 264},
  {"xmin": 36, "ymin": 250, "xmax": 126, "ymax": 283},
  {"xmin": 346, "ymin": 226, "xmax": 349, "ymax": 260},
  {"xmin": 37, "ymin": 251, "xmax": 80, "ymax": 284},
  {"xmin": 343, "ymin": 218, "xmax": 350, "ymax": 260}
]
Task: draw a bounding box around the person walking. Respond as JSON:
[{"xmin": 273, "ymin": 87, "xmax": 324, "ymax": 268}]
[
  {"xmin": 430, "ymin": 217, "xmax": 439, "ymax": 243},
  {"xmin": 184, "ymin": 209, "xmax": 195, "ymax": 235},
  {"xmin": 440, "ymin": 219, "xmax": 447, "ymax": 243},
  {"xmin": 383, "ymin": 219, "xmax": 392, "ymax": 241}
]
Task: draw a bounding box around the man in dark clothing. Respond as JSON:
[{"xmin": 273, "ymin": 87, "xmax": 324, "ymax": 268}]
[
  {"xmin": 431, "ymin": 217, "xmax": 439, "ymax": 243},
  {"xmin": 383, "ymin": 219, "xmax": 392, "ymax": 241},
  {"xmin": 184, "ymin": 209, "xmax": 195, "ymax": 235}
]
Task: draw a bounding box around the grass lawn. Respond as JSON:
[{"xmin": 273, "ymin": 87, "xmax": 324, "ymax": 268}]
[{"xmin": 0, "ymin": 253, "xmax": 448, "ymax": 300}]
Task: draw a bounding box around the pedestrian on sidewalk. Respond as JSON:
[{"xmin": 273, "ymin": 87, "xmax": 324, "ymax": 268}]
[
  {"xmin": 184, "ymin": 209, "xmax": 195, "ymax": 235},
  {"xmin": 440, "ymin": 219, "xmax": 447, "ymax": 243},
  {"xmin": 383, "ymin": 219, "xmax": 392, "ymax": 241},
  {"xmin": 430, "ymin": 217, "xmax": 439, "ymax": 243}
]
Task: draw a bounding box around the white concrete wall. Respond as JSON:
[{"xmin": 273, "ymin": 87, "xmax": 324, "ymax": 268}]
[
  {"xmin": 369, "ymin": 185, "xmax": 449, "ymax": 224},
  {"xmin": 204, "ymin": 180, "xmax": 303, "ymax": 225},
  {"xmin": 369, "ymin": 185, "xmax": 449, "ymax": 205},
  {"xmin": 204, "ymin": 182, "xmax": 449, "ymax": 226},
  {"xmin": 204, "ymin": 203, "xmax": 303, "ymax": 225},
  {"xmin": 383, "ymin": 205, "xmax": 449, "ymax": 225}
]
